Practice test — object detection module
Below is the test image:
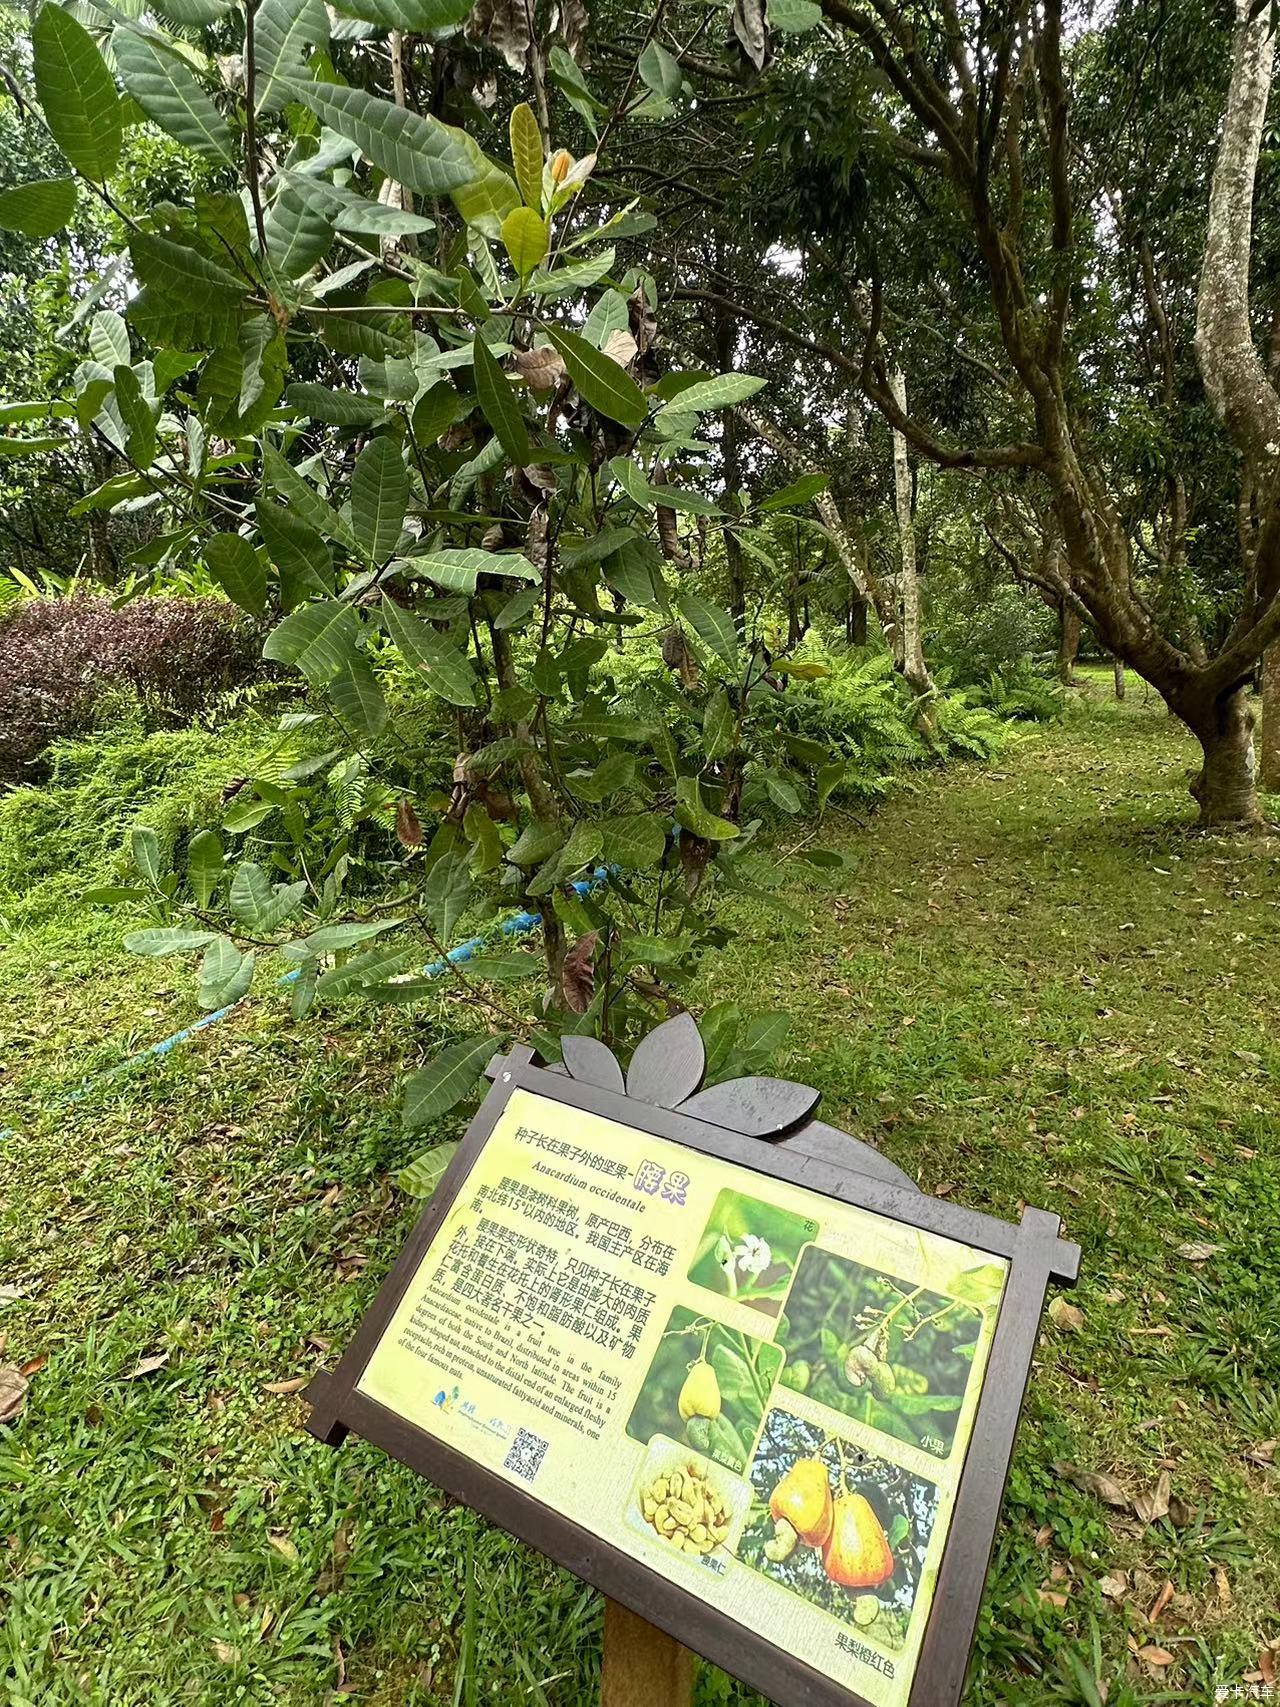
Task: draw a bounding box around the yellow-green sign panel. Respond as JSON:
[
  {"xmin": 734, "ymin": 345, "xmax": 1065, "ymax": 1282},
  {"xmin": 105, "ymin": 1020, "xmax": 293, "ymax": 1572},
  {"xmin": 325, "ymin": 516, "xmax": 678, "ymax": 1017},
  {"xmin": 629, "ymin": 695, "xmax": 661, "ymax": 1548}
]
[{"xmin": 359, "ymin": 1089, "xmax": 1008, "ymax": 1707}]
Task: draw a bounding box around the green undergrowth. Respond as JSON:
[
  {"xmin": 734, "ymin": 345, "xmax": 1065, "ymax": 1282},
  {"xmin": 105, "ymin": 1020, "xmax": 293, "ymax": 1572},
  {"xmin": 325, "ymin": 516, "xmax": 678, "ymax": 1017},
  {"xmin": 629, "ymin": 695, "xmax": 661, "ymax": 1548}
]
[{"xmin": 1, "ymin": 670, "xmax": 1277, "ymax": 1705}]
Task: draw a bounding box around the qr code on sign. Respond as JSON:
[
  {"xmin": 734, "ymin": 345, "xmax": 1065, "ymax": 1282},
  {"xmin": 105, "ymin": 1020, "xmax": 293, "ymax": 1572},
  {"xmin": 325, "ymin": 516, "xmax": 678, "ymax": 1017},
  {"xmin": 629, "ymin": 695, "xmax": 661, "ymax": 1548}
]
[{"xmin": 504, "ymin": 1428, "xmax": 549, "ymax": 1483}]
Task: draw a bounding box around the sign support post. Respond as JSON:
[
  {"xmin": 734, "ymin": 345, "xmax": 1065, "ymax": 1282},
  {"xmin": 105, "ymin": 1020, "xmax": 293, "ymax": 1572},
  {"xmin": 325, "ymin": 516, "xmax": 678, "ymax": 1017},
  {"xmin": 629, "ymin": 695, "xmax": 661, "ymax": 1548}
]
[{"xmin": 600, "ymin": 1599, "xmax": 694, "ymax": 1707}]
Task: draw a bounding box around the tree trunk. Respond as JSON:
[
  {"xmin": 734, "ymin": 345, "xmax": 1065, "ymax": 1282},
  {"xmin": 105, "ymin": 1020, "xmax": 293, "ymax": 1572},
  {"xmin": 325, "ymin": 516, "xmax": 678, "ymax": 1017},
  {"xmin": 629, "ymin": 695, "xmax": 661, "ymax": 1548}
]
[
  {"xmin": 1185, "ymin": 686, "xmax": 1261, "ymax": 827},
  {"xmin": 848, "ymin": 595, "xmax": 868, "ymax": 646},
  {"xmin": 1113, "ymin": 656, "xmax": 1126, "ymax": 700},
  {"xmin": 889, "ymin": 368, "xmax": 935, "ymax": 706},
  {"xmin": 715, "ymin": 305, "xmax": 746, "ymax": 624},
  {"xmin": 1057, "ymin": 600, "xmax": 1080, "ymax": 685},
  {"xmin": 1262, "ymin": 644, "xmax": 1280, "ymax": 791}
]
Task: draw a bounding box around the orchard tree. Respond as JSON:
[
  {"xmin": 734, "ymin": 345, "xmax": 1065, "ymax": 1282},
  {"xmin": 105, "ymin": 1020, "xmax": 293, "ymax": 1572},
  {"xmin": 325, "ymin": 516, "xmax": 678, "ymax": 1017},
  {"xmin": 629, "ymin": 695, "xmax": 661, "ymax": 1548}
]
[{"xmin": 0, "ymin": 0, "xmax": 850, "ymax": 1152}]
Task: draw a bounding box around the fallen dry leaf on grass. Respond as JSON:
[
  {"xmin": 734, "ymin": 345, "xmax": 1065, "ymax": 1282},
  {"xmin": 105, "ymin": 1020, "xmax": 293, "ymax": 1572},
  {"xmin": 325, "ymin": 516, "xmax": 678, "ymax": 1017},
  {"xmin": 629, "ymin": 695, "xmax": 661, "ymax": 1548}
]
[
  {"xmin": 0, "ymin": 1364, "xmax": 29, "ymax": 1424},
  {"xmin": 267, "ymin": 1532, "xmax": 299, "ymax": 1562},
  {"xmin": 1136, "ymin": 1645, "xmax": 1174, "ymax": 1668},
  {"xmin": 1214, "ymin": 1567, "xmax": 1232, "ymax": 1607},
  {"xmin": 125, "ymin": 1352, "xmax": 169, "ymax": 1380},
  {"xmin": 1147, "ymin": 1579, "xmax": 1174, "ymax": 1622},
  {"xmin": 262, "ymin": 1376, "xmax": 308, "ymax": 1395},
  {"xmin": 1176, "ymin": 1242, "xmax": 1221, "ymax": 1262},
  {"xmin": 1133, "ymin": 1469, "xmax": 1171, "ymax": 1525},
  {"xmin": 1054, "ymin": 1461, "xmax": 1130, "ymax": 1507},
  {"xmin": 211, "ymin": 1640, "xmax": 240, "ymax": 1665},
  {"xmin": 1245, "ymin": 1439, "xmax": 1276, "ymax": 1466},
  {"xmin": 1099, "ymin": 1571, "xmax": 1129, "ymax": 1600},
  {"xmin": 1048, "ymin": 1296, "xmax": 1085, "ymax": 1333}
]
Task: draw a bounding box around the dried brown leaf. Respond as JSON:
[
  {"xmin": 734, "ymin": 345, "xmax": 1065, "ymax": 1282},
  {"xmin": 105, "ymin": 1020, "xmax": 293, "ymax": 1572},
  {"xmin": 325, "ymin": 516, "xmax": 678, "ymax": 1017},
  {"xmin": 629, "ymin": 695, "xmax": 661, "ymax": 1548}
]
[
  {"xmin": 1099, "ymin": 1571, "xmax": 1129, "ymax": 1600},
  {"xmin": 1136, "ymin": 1646, "xmax": 1174, "ymax": 1668},
  {"xmin": 395, "ymin": 799, "xmax": 423, "ymax": 849},
  {"xmin": 1176, "ymin": 1242, "xmax": 1221, "ymax": 1262},
  {"xmin": 561, "ymin": 930, "xmax": 598, "ymax": 1014},
  {"xmin": 1133, "ymin": 1469, "xmax": 1171, "ymax": 1526},
  {"xmin": 1053, "ymin": 1461, "xmax": 1130, "ymax": 1508},
  {"xmin": 263, "ymin": 1375, "xmax": 308, "ymax": 1395},
  {"xmin": 268, "ymin": 1531, "xmax": 299, "ymax": 1562},
  {"xmin": 1048, "ymin": 1296, "xmax": 1085, "ymax": 1333},
  {"xmin": 0, "ymin": 1364, "xmax": 29, "ymax": 1425},
  {"xmin": 125, "ymin": 1352, "xmax": 169, "ymax": 1380},
  {"xmin": 513, "ymin": 345, "xmax": 566, "ymax": 392},
  {"xmin": 601, "ymin": 328, "xmax": 638, "ymax": 368},
  {"xmin": 212, "ymin": 1640, "xmax": 240, "ymax": 1664}
]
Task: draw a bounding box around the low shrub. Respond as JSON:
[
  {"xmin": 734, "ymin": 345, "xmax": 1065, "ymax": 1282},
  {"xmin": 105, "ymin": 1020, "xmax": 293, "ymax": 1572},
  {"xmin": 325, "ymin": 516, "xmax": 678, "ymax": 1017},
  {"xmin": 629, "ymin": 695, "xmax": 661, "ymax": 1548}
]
[{"xmin": 0, "ymin": 596, "xmax": 261, "ymax": 783}]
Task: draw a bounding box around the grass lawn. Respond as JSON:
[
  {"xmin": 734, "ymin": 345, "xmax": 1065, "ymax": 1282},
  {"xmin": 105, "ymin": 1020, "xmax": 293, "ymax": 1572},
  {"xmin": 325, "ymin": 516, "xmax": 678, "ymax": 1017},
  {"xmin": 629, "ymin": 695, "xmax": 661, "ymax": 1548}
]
[{"xmin": 1, "ymin": 670, "xmax": 1277, "ymax": 1705}]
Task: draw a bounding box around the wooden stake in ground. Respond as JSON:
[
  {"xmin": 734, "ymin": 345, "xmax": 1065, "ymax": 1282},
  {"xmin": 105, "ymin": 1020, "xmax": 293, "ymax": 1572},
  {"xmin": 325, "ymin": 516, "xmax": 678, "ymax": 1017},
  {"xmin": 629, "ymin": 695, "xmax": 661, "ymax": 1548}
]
[{"xmin": 600, "ymin": 1599, "xmax": 694, "ymax": 1707}]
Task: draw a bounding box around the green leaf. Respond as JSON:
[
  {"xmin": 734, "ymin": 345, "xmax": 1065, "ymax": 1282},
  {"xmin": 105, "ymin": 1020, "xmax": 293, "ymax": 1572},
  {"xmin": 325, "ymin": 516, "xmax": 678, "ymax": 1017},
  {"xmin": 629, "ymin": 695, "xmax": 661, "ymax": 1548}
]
[
  {"xmin": 130, "ymin": 826, "xmax": 161, "ymax": 883},
  {"xmin": 113, "ymin": 364, "xmax": 155, "ymax": 467},
  {"xmin": 500, "ymin": 205, "xmax": 548, "ymax": 277},
  {"xmin": 187, "ymin": 828, "xmax": 224, "ymax": 907},
  {"xmin": 263, "ymin": 598, "xmax": 359, "ymax": 684},
  {"xmin": 759, "ymin": 472, "xmax": 828, "ymax": 512},
  {"xmin": 128, "ymin": 230, "xmax": 243, "ymax": 308},
  {"xmin": 315, "ymin": 943, "xmax": 414, "ymax": 998},
  {"xmin": 261, "ymin": 444, "xmax": 352, "ymax": 546},
  {"xmin": 198, "ymin": 938, "xmax": 255, "ymax": 1009},
  {"xmin": 229, "ymin": 864, "xmax": 308, "ymax": 930},
  {"xmin": 397, "ymin": 546, "xmax": 539, "ymax": 592},
  {"xmin": 124, "ymin": 927, "xmax": 218, "ymax": 957},
  {"xmin": 284, "ymin": 382, "xmax": 383, "ymax": 425},
  {"xmin": 703, "ymin": 687, "xmax": 734, "ymax": 759},
  {"xmin": 381, "ymin": 595, "xmax": 477, "ymax": 705},
  {"xmin": 403, "ymin": 1034, "xmax": 501, "ymax": 1128},
  {"xmin": 582, "ymin": 289, "xmax": 630, "ymax": 348},
  {"xmin": 398, "ymin": 1138, "xmax": 461, "ymax": 1196},
  {"xmin": 206, "ymin": 533, "xmax": 267, "ymax": 619},
  {"xmin": 424, "ymin": 849, "xmax": 471, "ymax": 941},
  {"xmin": 638, "ymin": 40, "xmax": 682, "ymax": 98},
  {"xmin": 543, "ymin": 324, "xmax": 646, "ymax": 428},
  {"xmin": 674, "ymin": 776, "xmax": 739, "ymax": 841},
  {"xmin": 0, "ymin": 177, "xmax": 76, "ymax": 239},
  {"xmin": 329, "ymin": 656, "xmax": 388, "ymax": 740},
  {"xmin": 529, "ymin": 248, "xmax": 616, "ymax": 301},
  {"xmin": 113, "ymin": 28, "xmax": 237, "ymax": 167},
  {"xmin": 509, "ymin": 103, "xmax": 543, "ymax": 209},
  {"xmin": 816, "ymin": 761, "xmax": 846, "ymax": 810},
  {"xmin": 329, "ymin": 0, "xmax": 470, "ymax": 28},
  {"xmin": 676, "ymin": 589, "xmax": 739, "ymax": 672},
  {"xmin": 461, "ymin": 954, "xmax": 543, "ymax": 981},
  {"xmin": 770, "ymin": 0, "xmax": 822, "ymax": 30},
  {"xmin": 254, "ymin": 0, "xmax": 329, "ymax": 114},
  {"xmin": 350, "ymin": 435, "xmax": 408, "ymax": 561},
  {"xmin": 472, "ymin": 334, "xmax": 530, "ymax": 466},
  {"xmin": 32, "ymin": 3, "xmax": 121, "ymax": 182},
  {"xmin": 657, "ymin": 373, "xmax": 766, "ymax": 417},
  {"xmin": 598, "ymin": 813, "xmax": 666, "ymax": 869},
  {"xmin": 278, "ymin": 79, "xmax": 475, "ymax": 196},
  {"xmin": 255, "ymin": 498, "xmax": 333, "ymax": 604},
  {"xmin": 411, "ymin": 381, "xmax": 466, "ymax": 446}
]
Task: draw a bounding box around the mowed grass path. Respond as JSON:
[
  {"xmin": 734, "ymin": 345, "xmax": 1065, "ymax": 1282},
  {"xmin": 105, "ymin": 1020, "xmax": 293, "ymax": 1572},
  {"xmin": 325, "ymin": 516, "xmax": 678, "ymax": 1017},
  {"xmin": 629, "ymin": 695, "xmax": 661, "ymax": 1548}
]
[{"xmin": 2, "ymin": 675, "xmax": 1277, "ymax": 1705}]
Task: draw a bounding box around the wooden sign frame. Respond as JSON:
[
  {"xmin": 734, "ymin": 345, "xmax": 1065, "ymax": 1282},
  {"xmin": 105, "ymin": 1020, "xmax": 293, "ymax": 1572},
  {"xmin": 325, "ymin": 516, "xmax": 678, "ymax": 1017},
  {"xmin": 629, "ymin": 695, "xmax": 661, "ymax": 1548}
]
[{"xmin": 305, "ymin": 1021, "xmax": 1079, "ymax": 1707}]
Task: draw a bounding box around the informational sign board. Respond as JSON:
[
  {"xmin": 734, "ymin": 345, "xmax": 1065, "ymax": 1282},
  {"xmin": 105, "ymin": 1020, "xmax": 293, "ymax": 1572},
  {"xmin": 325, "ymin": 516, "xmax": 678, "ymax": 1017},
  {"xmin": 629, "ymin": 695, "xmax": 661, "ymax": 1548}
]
[{"xmin": 306, "ymin": 1031, "xmax": 1079, "ymax": 1707}]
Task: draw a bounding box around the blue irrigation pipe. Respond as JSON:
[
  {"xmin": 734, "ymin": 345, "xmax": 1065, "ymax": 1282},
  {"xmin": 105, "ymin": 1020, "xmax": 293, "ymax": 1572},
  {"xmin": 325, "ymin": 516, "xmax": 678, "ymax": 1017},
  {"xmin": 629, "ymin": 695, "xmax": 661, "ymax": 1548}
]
[{"xmin": 2, "ymin": 869, "xmax": 610, "ymax": 1136}]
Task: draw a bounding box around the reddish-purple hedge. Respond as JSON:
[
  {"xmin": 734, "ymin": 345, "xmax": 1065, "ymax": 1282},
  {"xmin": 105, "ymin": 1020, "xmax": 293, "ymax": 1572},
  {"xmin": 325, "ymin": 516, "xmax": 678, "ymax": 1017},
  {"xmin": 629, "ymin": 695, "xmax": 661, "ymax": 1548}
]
[{"xmin": 0, "ymin": 596, "xmax": 260, "ymax": 782}]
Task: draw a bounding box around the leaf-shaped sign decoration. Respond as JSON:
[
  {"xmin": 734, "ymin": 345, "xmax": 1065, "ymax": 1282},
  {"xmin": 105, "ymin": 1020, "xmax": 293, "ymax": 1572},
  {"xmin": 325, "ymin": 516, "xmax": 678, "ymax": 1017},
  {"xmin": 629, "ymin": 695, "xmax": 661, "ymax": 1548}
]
[
  {"xmin": 278, "ymin": 79, "xmax": 475, "ymax": 196},
  {"xmin": 403, "ymin": 1034, "xmax": 503, "ymax": 1128},
  {"xmin": 560, "ymin": 1034, "xmax": 625, "ymax": 1093},
  {"xmin": 113, "ymin": 28, "xmax": 238, "ymax": 166},
  {"xmin": 32, "ymin": 3, "xmax": 122, "ymax": 183},
  {"xmin": 678, "ymin": 1077, "xmax": 820, "ymax": 1139},
  {"xmin": 626, "ymin": 1011, "xmax": 705, "ymax": 1107},
  {"xmin": 0, "ymin": 177, "xmax": 76, "ymax": 239},
  {"xmin": 542, "ymin": 324, "xmax": 647, "ymax": 428},
  {"xmin": 778, "ymin": 1119, "xmax": 920, "ymax": 1191}
]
